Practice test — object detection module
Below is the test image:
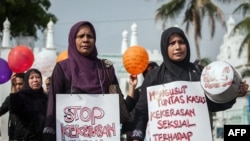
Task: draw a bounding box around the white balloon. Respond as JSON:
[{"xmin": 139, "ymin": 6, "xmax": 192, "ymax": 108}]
[{"xmin": 34, "ymin": 49, "xmax": 57, "ymax": 77}]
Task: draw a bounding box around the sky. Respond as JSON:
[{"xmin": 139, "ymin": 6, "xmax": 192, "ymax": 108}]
[{"xmin": 35, "ymin": 0, "xmax": 243, "ymax": 62}]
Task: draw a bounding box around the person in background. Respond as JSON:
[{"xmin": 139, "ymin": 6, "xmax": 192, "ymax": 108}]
[
  {"xmin": 10, "ymin": 73, "xmax": 25, "ymax": 93},
  {"xmin": 44, "ymin": 76, "xmax": 51, "ymax": 94},
  {"xmin": 43, "ymin": 21, "xmax": 137, "ymax": 141},
  {"xmin": 121, "ymin": 61, "xmax": 159, "ymax": 141},
  {"xmin": 10, "ymin": 68, "xmax": 47, "ymax": 141},
  {"xmin": 0, "ymin": 72, "xmax": 25, "ymax": 141},
  {"xmin": 131, "ymin": 27, "xmax": 249, "ymax": 141}
]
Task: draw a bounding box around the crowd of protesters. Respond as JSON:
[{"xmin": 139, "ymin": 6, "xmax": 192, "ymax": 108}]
[{"xmin": 0, "ymin": 21, "xmax": 249, "ymax": 141}]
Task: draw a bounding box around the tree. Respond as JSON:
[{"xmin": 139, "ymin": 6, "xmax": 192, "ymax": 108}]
[
  {"xmin": 231, "ymin": 2, "xmax": 250, "ymax": 63},
  {"xmin": 217, "ymin": 0, "xmax": 250, "ymax": 78},
  {"xmin": 232, "ymin": 2, "xmax": 250, "ymax": 78},
  {"xmin": 155, "ymin": 0, "xmax": 225, "ymax": 61},
  {"xmin": 0, "ymin": 0, "xmax": 57, "ymax": 39}
]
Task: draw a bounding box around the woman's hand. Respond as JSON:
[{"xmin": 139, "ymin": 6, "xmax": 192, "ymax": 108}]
[
  {"xmin": 11, "ymin": 74, "xmax": 17, "ymax": 93},
  {"xmin": 238, "ymin": 80, "xmax": 249, "ymax": 97},
  {"xmin": 127, "ymin": 75, "xmax": 138, "ymax": 98},
  {"xmin": 129, "ymin": 74, "xmax": 138, "ymax": 88}
]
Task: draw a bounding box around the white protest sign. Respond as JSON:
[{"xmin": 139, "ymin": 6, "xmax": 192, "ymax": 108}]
[
  {"xmin": 56, "ymin": 94, "xmax": 120, "ymax": 141},
  {"xmin": 147, "ymin": 81, "xmax": 213, "ymax": 141}
]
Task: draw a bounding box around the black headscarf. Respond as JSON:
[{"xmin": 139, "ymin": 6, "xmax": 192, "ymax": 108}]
[
  {"xmin": 23, "ymin": 68, "xmax": 44, "ymax": 94},
  {"xmin": 10, "ymin": 68, "xmax": 47, "ymax": 140},
  {"xmin": 142, "ymin": 61, "xmax": 159, "ymax": 77},
  {"xmin": 159, "ymin": 26, "xmax": 191, "ymax": 81}
]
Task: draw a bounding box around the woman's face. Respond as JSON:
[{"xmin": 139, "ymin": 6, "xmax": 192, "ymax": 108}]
[
  {"xmin": 75, "ymin": 24, "xmax": 95, "ymax": 56},
  {"xmin": 167, "ymin": 33, "xmax": 187, "ymax": 62},
  {"xmin": 28, "ymin": 71, "xmax": 42, "ymax": 91}
]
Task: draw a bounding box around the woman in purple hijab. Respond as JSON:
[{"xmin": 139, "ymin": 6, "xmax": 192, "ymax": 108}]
[{"xmin": 42, "ymin": 21, "xmax": 138, "ymax": 141}]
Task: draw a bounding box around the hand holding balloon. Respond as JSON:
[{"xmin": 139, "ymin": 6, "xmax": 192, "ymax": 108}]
[
  {"xmin": 127, "ymin": 74, "xmax": 138, "ymax": 99},
  {"xmin": 129, "ymin": 74, "xmax": 138, "ymax": 89}
]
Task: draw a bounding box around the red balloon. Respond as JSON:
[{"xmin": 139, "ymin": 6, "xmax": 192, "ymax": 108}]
[
  {"xmin": 123, "ymin": 45, "xmax": 149, "ymax": 75},
  {"xmin": 8, "ymin": 45, "xmax": 34, "ymax": 73}
]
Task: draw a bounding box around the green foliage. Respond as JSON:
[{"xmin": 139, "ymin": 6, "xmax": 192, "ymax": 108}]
[
  {"xmin": 0, "ymin": 0, "xmax": 57, "ymax": 39},
  {"xmin": 200, "ymin": 57, "xmax": 211, "ymax": 67},
  {"xmin": 242, "ymin": 68, "xmax": 250, "ymax": 78},
  {"xmin": 233, "ymin": 3, "xmax": 250, "ymax": 62},
  {"xmin": 155, "ymin": 0, "xmax": 225, "ymax": 60}
]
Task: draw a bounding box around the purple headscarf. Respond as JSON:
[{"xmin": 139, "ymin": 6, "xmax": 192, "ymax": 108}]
[{"xmin": 59, "ymin": 21, "xmax": 104, "ymax": 93}]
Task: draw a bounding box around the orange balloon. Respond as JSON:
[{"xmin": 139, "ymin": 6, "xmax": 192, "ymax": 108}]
[
  {"xmin": 123, "ymin": 45, "xmax": 149, "ymax": 75},
  {"xmin": 57, "ymin": 50, "xmax": 68, "ymax": 62}
]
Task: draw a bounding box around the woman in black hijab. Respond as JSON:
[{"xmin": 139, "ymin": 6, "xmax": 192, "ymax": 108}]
[
  {"xmin": 10, "ymin": 68, "xmax": 47, "ymax": 141},
  {"xmin": 131, "ymin": 27, "xmax": 249, "ymax": 141}
]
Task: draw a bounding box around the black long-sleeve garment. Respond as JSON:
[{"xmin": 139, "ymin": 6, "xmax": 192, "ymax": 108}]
[
  {"xmin": 10, "ymin": 90, "xmax": 47, "ymax": 141},
  {"xmin": 0, "ymin": 95, "xmax": 9, "ymax": 116},
  {"xmin": 131, "ymin": 63, "xmax": 236, "ymax": 140}
]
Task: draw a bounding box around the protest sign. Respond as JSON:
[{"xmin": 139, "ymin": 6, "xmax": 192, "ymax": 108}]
[
  {"xmin": 147, "ymin": 81, "xmax": 213, "ymax": 141},
  {"xmin": 56, "ymin": 94, "xmax": 120, "ymax": 141}
]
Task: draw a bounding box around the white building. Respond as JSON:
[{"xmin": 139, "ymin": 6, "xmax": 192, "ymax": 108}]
[
  {"xmin": 0, "ymin": 18, "xmax": 12, "ymax": 141},
  {"xmin": 0, "ymin": 18, "xmax": 57, "ymax": 141},
  {"xmin": 99, "ymin": 22, "xmax": 163, "ymax": 95},
  {"xmin": 213, "ymin": 16, "xmax": 250, "ymax": 141}
]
